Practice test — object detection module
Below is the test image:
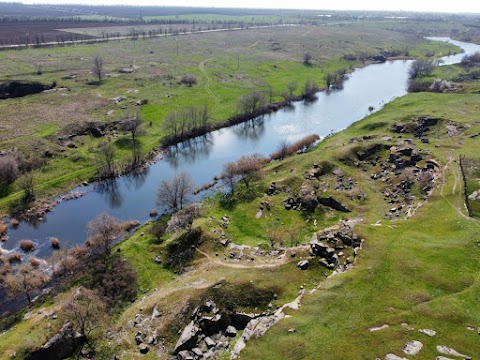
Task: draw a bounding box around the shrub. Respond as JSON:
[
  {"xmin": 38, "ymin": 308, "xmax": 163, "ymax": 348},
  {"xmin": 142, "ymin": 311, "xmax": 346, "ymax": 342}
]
[
  {"xmin": 8, "ymin": 253, "xmax": 22, "ymax": 263},
  {"xmin": 20, "ymin": 239, "xmax": 35, "ymax": 252},
  {"xmin": 0, "ymin": 222, "xmax": 7, "ymax": 236},
  {"xmin": 408, "ymin": 59, "xmax": 436, "ymax": 79},
  {"xmin": 430, "ymin": 79, "xmax": 453, "ymax": 93},
  {"xmin": 180, "ymin": 75, "xmax": 197, "ymax": 87},
  {"xmin": 29, "ymin": 256, "xmax": 41, "ymax": 268},
  {"xmin": 0, "ymin": 155, "xmax": 19, "ymax": 185},
  {"xmin": 270, "ymin": 134, "xmax": 320, "ymax": 160},
  {"xmin": 407, "ymin": 79, "xmax": 431, "ymax": 93},
  {"xmin": 51, "ymin": 237, "xmax": 61, "ymax": 249}
]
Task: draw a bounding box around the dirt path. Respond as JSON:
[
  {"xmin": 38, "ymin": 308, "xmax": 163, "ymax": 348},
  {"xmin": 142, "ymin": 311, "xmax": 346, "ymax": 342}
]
[
  {"xmin": 248, "ymin": 40, "xmax": 260, "ymax": 48},
  {"xmin": 195, "ymin": 246, "xmax": 309, "ymax": 269},
  {"xmin": 199, "ymin": 58, "xmax": 220, "ymax": 106},
  {"xmin": 440, "ymin": 153, "xmax": 479, "ymax": 223}
]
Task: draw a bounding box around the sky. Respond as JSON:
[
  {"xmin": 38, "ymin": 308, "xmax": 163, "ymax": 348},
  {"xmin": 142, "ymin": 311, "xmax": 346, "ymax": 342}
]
[{"xmin": 15, "ymin": 0, "xmax": 480, "ymax": 14}]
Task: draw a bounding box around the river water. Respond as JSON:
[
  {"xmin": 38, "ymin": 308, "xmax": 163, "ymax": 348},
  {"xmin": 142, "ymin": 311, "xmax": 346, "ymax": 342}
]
[{"xmin": 1, "ymin": 38, "xmax": 479, "ymax": 260}]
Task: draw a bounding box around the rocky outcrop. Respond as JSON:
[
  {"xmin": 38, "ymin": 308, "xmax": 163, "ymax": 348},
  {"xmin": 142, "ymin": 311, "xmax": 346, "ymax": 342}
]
[
  {"xmin": 25, "ymin": 322, "xmax": 85, "ymax": 360},
  {"xmin": 318, "ymin": 197, "xmax": 351, "ymax": 212}
]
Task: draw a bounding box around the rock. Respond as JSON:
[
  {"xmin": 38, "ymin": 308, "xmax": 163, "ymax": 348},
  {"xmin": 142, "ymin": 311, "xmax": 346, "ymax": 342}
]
[
  {"xmin": 154, "ymin": 256, "xmax": 162, "ymax": 264},
  {"xmin": 418, "ymin": 328, "xmax": 436, "ymax": 337},
  {"xmin": 225, "ymin": 325, "xmax": 237, "ymax": 337},
  {"xmin": 232, "ymin": 312, "xmax": 255, "ymax": 330},
  {"xmin": 25, "ymin": 322, "xmax": 86, "ymax": 360},
  {"xmin": 138, "ymin": 343, "xmax": 149, "ymax": 354},
  {"xmin": 198, "ymin": 314, "xmax": 227, "ymax": 335},
  {"xmin": 318, "ymin": 197, "xmax": 351, "ymax": 212},
  {"xmin": 436, "ymin": 346, "xmax": 467, "ymax": 358},
  {"xmin": 296, "ymin": 260, "xmax": 309, "ymax": 270},
  {"xmin": 152, "ymin": 306, "xmax": 161, "ymax": 319},
  {"xmin": 468, "ymin": 190, "xmax": 480, "ymax": 201},
  {"xmin": 436, "ymin": 357, "xmax": 455, "ymax": 360},
  {"xmin": 192, "ymin": 347, "xmax": 203, "ymax": 357},
  {"xmin": 177, "ymin": 350, "xmax": 193, "ymax": 360},
  {"xmin": 385, "ymin": 354, "xmax": 409, "ymax": 360},
  {"xmin": 174, "ymin": 321, "xmax": 200, "ymax": 354},
  {"xmin": 136, "ymin": 99, "xmax": 148, "ymax": 106},
  {"xmin": 204, "ymin": 336, "xmax": 216, "ymax": 348},
  {"xmin": 110, "ymin": 96, "xmax": 127, "ymax": 103},
  {"xmin": 403, "ymin": 340, "xmax": 423, "ymax": 356},
  {"xmin": 288, "ymin": 328, "xmax": 296, "ymax": 333},
  {"xmin": 149, "ymin": 209, "xmax": 158, "ymax": 217},
  {"xmin": 369, "ymin": 324, "xmax": 389, "ymax": 332}
]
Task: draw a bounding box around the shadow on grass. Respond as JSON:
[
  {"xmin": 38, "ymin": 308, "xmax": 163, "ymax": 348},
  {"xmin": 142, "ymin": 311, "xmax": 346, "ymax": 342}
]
[{"xmin": 115, "ymin": 137, "xmax": 141, "ymax": 150}]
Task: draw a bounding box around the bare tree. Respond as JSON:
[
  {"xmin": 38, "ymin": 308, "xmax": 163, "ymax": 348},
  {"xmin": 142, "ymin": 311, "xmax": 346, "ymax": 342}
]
[
  {"xmin": 0, "ymin": 155, "xmax": 19, "ymax": 185},
  {"xmin": 60, "ymin": 287, "xmax": 108, "ymax": 353},
  {"xmin": 166, "ymin": 204, "xmax": 201, "ymax": 233},
  {"xmin": 303, "ymin": 52, "xmax": 313, "ymax": 65},
  {"xmin": 157, "ymin": 172, "xmax": 195, "ymax": 212},
  {"xmin": 237, "ymin": 91, "xmax": 266, "ymax": 116},
  {"xmin": 119, "ymin": 109, "xmax": 143, "ymax": 164},
  {"xmin": 408, "ymin": 59, "xmax": 436, "ymax": 79},
  {"xmin": 97, "ymin": 140, "xmax": 116, "ymax": 178},
  {"xmin": 18, "ymin": 172, "xmax": 34, "ymax": 201},
  {"xmin": 221, "ymin": 154, "xmax": 267, "ymax": 192},
  {"xmin": 86, "ymin": 212, "xmax": 122, "ymax": 260},
  {"xmin": 286, "ymin": 81, "xmax": 298, "ymax": 97},
  {"xmin": 91, "ymin": 54, "xmax": 104, "ymax": 82},
  {"xmin": 5, "ymin": 263, "xmax": 48, "ymax": 305}
]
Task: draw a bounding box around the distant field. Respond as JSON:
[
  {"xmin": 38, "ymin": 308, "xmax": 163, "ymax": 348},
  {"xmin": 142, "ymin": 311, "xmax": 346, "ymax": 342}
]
[{"xmin": 0, "ymin": 21, "xmax": 461, "ymax": 215}]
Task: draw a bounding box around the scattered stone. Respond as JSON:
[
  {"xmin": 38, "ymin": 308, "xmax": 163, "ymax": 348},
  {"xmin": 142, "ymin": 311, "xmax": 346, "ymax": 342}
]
[
  {"xmin": 136, "ymin": 99, "xmax": 148, "ymax": 106},
  {"xmin": 418, "ymin": 328, "xmax": 436, "ymax": 337},
  {"xmin": 436, "ymin": 357, "xmax": 455, "ymax": 360},
  {"xmin": 403, "ymin": 340, "xmax": 423, "ymax": 356},
  {"xmin": 318, "ymin": 197, "xmax": 351, "ymax": 212},
  {"xmin": 174, "ymin": 321, "xmax": 200, "ymax": 353},
  {"xmin": 110, "ymin": 96, "xmax": 127, "ymax": 103},
  {"xmin": 225, "ymin": 325, "xmax": 237, "ymax": 337},
  {"xmin": 288, "ymin": 328, "xmax": 296, "ymax": 333},
  {"xmin": 149, "ymin": 209, "xmax": 158, "ymax": 217},
  {"xmin": 385, "ymin": 354, "xmax": 409, "ymax": 360},
  {"xmin": 177, "ymin": 350, "xmax": 193, "ymax": 360},
  {"xmin": 154, "ymin": 256, "xmax": 162, "ymax": 264},
  {"xmin": 138, "ymin": 343, "xmax": 150, "ymax": 354},
  {"xmin": 436, "ymin": 345, "xmax": 467, "ymax": 358},
  {"xmin": 152, "ymin": 306, "xmax": 161, "ymax": 319},
  {"xmin": 369, "ymin": 324, "xmax": 390, "ymax": 332},
  {"xmin": 296, "ymin": 260, "xmax": 309, "ymax": 270},
  {"xmin": 204, "ymin": 336, "xmax": 216, "ymax": 348}
]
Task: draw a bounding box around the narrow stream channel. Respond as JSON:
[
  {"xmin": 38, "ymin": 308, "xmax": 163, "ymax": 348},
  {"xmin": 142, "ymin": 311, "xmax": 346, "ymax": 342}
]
[{"xmin": 1, "ymin": 38, "xmax": 479, "ymax": 261}]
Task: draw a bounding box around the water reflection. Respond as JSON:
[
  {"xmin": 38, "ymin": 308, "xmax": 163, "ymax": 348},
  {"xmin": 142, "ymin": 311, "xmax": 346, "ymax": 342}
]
[
  {"xmin": 165, "ymin": 133, "xmax": 214, "ymax": 167},
  {"xmin": 96, "ymin": 179, "xmax": 123, "ymax": 209},
  {"xmin": 232, "ymin": 117, "xmax": 265, "ymax": 141},
  {"xmin": 124, "ymin": 167, "xmax": 149, "ymax": 191}
]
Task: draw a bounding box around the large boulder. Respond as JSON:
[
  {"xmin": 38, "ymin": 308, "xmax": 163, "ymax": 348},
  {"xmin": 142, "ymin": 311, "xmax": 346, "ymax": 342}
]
[
  {"xmin": 25, "ymin": 322, "xmax": 86, "ymax": 360},
  {"xmin": 174, "ymin": 321, "xmax": 200, "ymax": 354},
  {"xmin": 318, "ymin": 197, "xmax": 351, "ymax": 212}
]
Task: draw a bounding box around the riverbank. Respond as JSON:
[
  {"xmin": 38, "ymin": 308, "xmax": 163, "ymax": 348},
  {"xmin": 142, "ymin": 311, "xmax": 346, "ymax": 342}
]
[{"xmin": 0, "ymin": 23, "xmax": 460, "ymax": 217}]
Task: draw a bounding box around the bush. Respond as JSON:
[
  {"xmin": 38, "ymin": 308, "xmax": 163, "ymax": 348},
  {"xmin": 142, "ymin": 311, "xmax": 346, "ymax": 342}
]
[
  {"xmin": 407, "ymin": 79, "xmax": 431, "ymax": 93},
  {"xmin": 29, "ymin": 256, "xmax": 41, "ymax": 268},
  {"xmin": 180, "ymin": 75, "xmax": 197, "ymax": 87},
  {"xmin": 408, "ymin": 59, "xmax": 436, "ymax": 79},
  {"xmin": 51, "ymin": 237, "xmax": 61, "ymax": 249},
  {"xmin": 20, "ymin": 239, "xmax": 35, "ymax": 252},
  {"xmin": 270, "ymin": 134, "xmax": 320, "ymax": 160},
  {"xmin": 0, "ymin": 155, "xmax": 19, "ymax": 185},
  {"xmin": 430, "ymin": 79, "xmax": 453, "ymax": 93},
  {"xmin": 8, "ymin": 253, "xmax": 22, "ymax": 263}
]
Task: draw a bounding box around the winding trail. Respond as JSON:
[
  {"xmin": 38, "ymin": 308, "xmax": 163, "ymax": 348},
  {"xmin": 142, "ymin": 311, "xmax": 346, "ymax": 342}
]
[
  {"xmin": 439, "ymin": 153, "xmax": 479, "ymax": 223},
  {"xmin": 195, "ymin": 246, "xmax": 309, "ymax": 269},
  {"xmin": 248, "ymin": 40, "xmax": 260, "ymax": 48},
  {"xmin": 199, "ymin": 58, "xmax": 220, "ymax": 106}
]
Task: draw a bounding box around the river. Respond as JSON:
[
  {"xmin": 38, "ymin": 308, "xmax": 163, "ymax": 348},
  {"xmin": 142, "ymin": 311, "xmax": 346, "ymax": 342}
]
[{"xmin": 1, "ymin": 38, "xmax": 479, "ymax": 261}]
